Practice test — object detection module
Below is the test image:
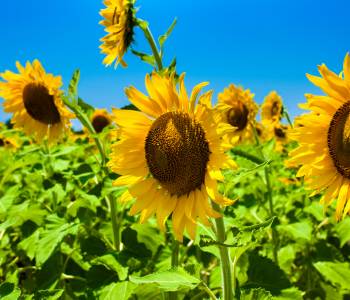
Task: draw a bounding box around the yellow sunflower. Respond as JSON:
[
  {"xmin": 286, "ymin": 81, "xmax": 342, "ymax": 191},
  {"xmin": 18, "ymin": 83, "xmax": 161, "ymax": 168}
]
[
  {"xmin": 99, "ymin": 0, "xmax": 136, "ymax": 67},
  {"xmin": 288, "ymin": 53, "xmax": 350, "ymax": 220},
  {"xmin": 216, "ymin": 84, "xmax": 258, "ymax": 144},
  {"xmin": 273, "ymin": 123, "xmax": 289, "ymax": 152},
  {"xmin": 91, "ymin": 109, "xmax": 112, "ymax": 133},
  {"xmin": 255, "ymin": 121, "xmax": 269, "ymax": 142},
  {"xmin": 261, "ymin": 91, "xmax": 283, "ymax": 125},
  {"xmin": 108, "ymin": 73, "xmax": 236, "ymax": 241},
  {"xmin": 0, "ymin": 60, "xmax": 73, "ymax": 142}
]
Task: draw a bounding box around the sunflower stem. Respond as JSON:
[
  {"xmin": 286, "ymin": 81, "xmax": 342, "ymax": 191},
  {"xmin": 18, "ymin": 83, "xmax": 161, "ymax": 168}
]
[
  {"xmin": 63, "ymin": 98, "xmax": 121, "ymax": 251},
  {"xmin": 168, "ymin": 239, "xmax": 180, "ymax": 300},
  {"xmin": 138, "ymin": 20, "xmax": 164, "ymax": 71},
  {"xmin": 252, "ymin": 124, "xmax": 278, "ymax": 263},
  {"xmin": 212, "ymin": 202, "xmax": 234, "ymax": 300}
]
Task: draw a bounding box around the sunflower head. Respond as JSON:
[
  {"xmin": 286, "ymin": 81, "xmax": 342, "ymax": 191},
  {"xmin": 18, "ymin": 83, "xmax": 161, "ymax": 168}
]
[
  {"xmin": 108, "ymin": 73, "xmax": 236, "ymax": 241},
  {"xmin": 0, "ymin": 60, "xmax": 73, "ymax": 142},
  {"xmin": 273, "ymin": 123, "xmax": 289, "ymax": 152},
  {"xmin": 288, "ymin": 53, "xmax": 350, "ymax": 220},
  {"xmin": 91, "ymin": 109, "xmax": 112, "ymax": 133},
  {"xmin": 99, "ymin": 0, "xmax": 136, "ymax": 67},
  {"xmin": 216, "ymin": 84, "xmax": 258, "ymax": 144},
  {"xmin": 261, "ymin": 91, "xmax": 283, "ymax": 125}
]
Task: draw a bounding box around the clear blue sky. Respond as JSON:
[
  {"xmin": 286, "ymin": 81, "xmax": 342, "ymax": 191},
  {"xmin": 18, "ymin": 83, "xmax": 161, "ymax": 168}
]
[{"xmin": 1, "ymin": 0, "xmax": 349, "ymax": 122}]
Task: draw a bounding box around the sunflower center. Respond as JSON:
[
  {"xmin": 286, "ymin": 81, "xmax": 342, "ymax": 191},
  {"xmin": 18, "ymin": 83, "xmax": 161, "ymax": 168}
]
[
  {"xmin": 92, "ymin": 115, "xmax": 110, "ymax": 133},
  {"xmin": 274, "ymin": 127, "xmax": 286, "ymax": 138},
  {"xmin": 226, "ymin": 102, "xmax": 249, "ymax": 131},
  {"xmin": 328, "ymin": 101, "xmax": 350, "ymax": 178},
  {"xmin": 22, "ymin": 83, "xmax": 60, "ymax": 125},
  {"xmin": 271, "ymin": 101, "xmax": 280, "ymax": 117},
  {"xmin": 0, "ymin": 138, "xmax": 4, "ymax": 147},
  {"xmin": 145, "ymin": 111, "xmax": 210, "ymax": 197}
]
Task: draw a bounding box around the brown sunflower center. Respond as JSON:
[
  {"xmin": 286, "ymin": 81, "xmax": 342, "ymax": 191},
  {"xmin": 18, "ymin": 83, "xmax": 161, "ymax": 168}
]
[
  {"xmin": 271, "ymin": 101, "xmax": 280, "ymax": 117},
  {"xmin": 0, "ymin": 138, "xmax": 4, "ymax": 147},
  {"xmin": 274, "ymin": 127, "xmax": 286, "ymax": 138},
  {"xmin": 22, "ymin": 83, "xmax": 60, "ymax": 125},
  {"xmin": 145, "ymin": 111, "xmax": 210, "ymax": 197},
  {"xmin": 226, "ymin": 102, "xmax": 249, "ymax": 131},
  {"xmin": 328, "ymin": 101, "xmax": 350, "ymax": 178},
  {"xmin": 92, "ymin": 115, "xmax": 111, "ymax": 133}
]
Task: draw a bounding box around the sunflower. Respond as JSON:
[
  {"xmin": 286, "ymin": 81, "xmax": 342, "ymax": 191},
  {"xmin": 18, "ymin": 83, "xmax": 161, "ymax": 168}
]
[
  {"xmin": 91, "ymin": 109, "xmax": 112, "ymax": 133},
  {"xmin": 273, "ymin": 123, "xmax": 289, "ymax": 152},
  {"xmin": 0, "ymin": 60, "xmax": 73, "ymax": 142},
  {"xmin": 216, "ymin": 84, "xmax": 258, "ymax": 144},
  {"xmin": 99, "ymin": 0, "xmax": 136, "ymax": 67},
  {"xmin": 108, "ymin": 73, "xmax": 236, "ymax": 241},
  {"xmin": 261, "ymin": 91, "xmax": 283, "ymax": 125},
  {"xmin": 0, "ymin": 135, "xmax": 19, "ymax": 150},
  {"xmin": 255, "ymin": 121, "xmax": 268, "ymax": 142},
  {"xmin": 288, "ymin": 53, "xmax": 350, "ymax": 220}
]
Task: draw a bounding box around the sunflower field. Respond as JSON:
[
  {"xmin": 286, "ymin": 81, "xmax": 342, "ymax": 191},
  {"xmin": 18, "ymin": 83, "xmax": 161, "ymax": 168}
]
[{"xmin": 1, "ymin": 1, "xmax": 350, "ymax": 300}]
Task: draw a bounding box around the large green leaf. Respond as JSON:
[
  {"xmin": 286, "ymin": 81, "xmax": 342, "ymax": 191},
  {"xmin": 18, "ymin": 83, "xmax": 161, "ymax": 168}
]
[
  {"xmin": 98, "ymin": 281, "xmax": 136, "ymax": 300},
  {"xmin": 335, "ymin": 218, "xmax": 350, "ymax": 247},
  {"xmin": 0, "ymin": 283, "xmax": 21, "ymax": 300},
  {"xmin": 313, "ymin": 261, "xmax": 350, "ymax": 290},
  {"xmin": 92, "ymin": 254, "xmax": 128, "ymax": 280},
  {"xmin": 130, "ymin": 268, "xmax": 200, "ymax": 292}
]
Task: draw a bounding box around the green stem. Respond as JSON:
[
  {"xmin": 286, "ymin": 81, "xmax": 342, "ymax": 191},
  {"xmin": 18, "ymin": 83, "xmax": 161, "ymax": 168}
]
[
  {"xmin": 138, "ymin": 21, "xmax": 164, "ymax": 71},
  {"xmin": 212, "ymin": 202, "xmax": 234, "ymax": 300},
  {"xmin": 168, "ymin": 239, "xmax": 180, "ymax": 300},
  {"xmin": 200, "ymin": 282, "xmax": 218, "ymax": 300},
  {"xmin": 63, "ymin": 98, "xmax": 120, "ymax": 251},
  {"xmin": 252, "ymin": 124, "xmax": 278, "ymax": 263},
  {"xmin": 283, "ymin": 107, "xmax": 294, "ymax": 129}
]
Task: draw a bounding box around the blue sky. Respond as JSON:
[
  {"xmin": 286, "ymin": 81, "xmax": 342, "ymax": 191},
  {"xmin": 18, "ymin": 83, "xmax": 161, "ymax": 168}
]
[{"xmin": 0, "ymin": 0, "xmax": 349, "ymax": 123}]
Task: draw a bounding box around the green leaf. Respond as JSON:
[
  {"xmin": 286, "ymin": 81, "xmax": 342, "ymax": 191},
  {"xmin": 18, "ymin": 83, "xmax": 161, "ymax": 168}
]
[
  {"xmin": 243, "ymin": 252, "xmax": 290, "ymax": 295},
  {"xmin": 92, "ymin": 254, "xmax": 128, "ymax": 280},
  {"xmin": 158, "ymin": 18, "xmax": 177, "ymax": 50},
  {"xmin": 18, "ymin": 230, "xmax": 40, "ymax": 260},
  {"xmin": 33, "ymin": 289, "xmax": 64, "ymax": 300},
  {"xmin": 279, "ymin": 221, "xmax": 312, "ymax": 241},
  {"xmin": 335, "ymin": 218, "xmax": 350, "ymax": 247},
  {"xmin": 0, "ymin": 282, "xmax": 21, "ymax": 300},
  {"xmin": 68, "ymin": 69, "xmax": 80, "ymax": 103},
  {"xmin": 131, "ymin": 50, "xmax": 155, "ymax": 66},
  {"xmin": 77, "ymin": 97, "xmax": 94, "ymax": 115},
  {"xmin": 240, "ymin": 287, "xmax": 273, "ymax": 300},
  {"xmin": 313, "ymin": 261, "xmax": 350, "ymax": 290},
  {"xmin": 0, "ymin": 186, "xmax": 19, "ymax": 215},
  {"xmin": 130, "ymin": 268, "xmax": 200, "ymax": 292},
  {"xmin": 99, "ymin": 281, "xmax": 137, "ymax": 300},
  {"xmin": 36, "ymin": 216, "xmax": 79, "ymax": 265},
  {"xmin": 131, "ymin": 223, "xmax": 165, "ymax": 256},
  {"xmin": 274, "ymin": 287, "xmax": 303, "ymax": 300}
]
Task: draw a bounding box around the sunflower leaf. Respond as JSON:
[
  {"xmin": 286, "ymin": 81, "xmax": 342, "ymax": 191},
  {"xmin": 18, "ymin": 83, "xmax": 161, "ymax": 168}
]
[
  {"xmin": 131, "ymin": 50, "xmax": 156, "ymax": 67},
  {"xmin": 158, "ymin": 18, "xmax": 177, "ymax": 53},
  {"xmin": 68, "ymin": 69, "xmax": 80, "ymax": 105},
  {"xmin": 129, "ymin": 268, "xmax": 200, "ymax": 292}
]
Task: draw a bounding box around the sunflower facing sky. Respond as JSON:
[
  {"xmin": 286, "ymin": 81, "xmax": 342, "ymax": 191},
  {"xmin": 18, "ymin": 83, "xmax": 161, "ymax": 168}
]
[
  {"xmin": 261, "ymin": 91, "xmax": 283, "ymax": 125},
  {"xmin": 108, "ymin": 73, "xmax": 236, "ymax": 241},
  {"xmin": 0, "ymin": 60, "xmax": 73, "ymax": 142},
  {"xmin": 216, "ymin": 84, "xmax": 258, "ymax": 144},
  {"xmin": 288, "ymin": 53, "xmax": 350, "ymax": 220},
  {"xmin": 99, "ymin": 0, "xmax": 136, "ymax": 67}
]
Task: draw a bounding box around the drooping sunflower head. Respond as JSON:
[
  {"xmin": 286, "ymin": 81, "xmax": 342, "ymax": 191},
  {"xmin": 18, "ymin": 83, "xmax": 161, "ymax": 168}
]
[
  {"xmin": 99, "ymin": 0, "xmax": 136, "ymax": 67},
  {"xmin": 108, "ymin": 73, "xmax": 236, "ymax": 241},
  {"xmin": 288, "ymin": 53, "xmax": 350, "ymax": 220},
  {"xmin": 0, "ymin": 60, "xmax": 73, "ymax": 142},
  {"xmin": 261, "ymin": 91, "xmax": 283, "ymax": 125},
  {"xmin": 91, "ymin": 109, "xmax": 112, "ymax": 133},
  {"xmin": 216, "ymin": 84, "xmax": 258, "ymax": 145}
]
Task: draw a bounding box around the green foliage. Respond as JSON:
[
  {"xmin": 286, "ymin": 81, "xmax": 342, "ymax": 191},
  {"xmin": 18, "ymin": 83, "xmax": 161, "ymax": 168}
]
[{"xmin": 0, "ymin": 124, "xmax": 349, "ymax": 300}]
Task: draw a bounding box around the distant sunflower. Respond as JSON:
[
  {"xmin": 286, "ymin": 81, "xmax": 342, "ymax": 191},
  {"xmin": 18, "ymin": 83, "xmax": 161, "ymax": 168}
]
[
  {"xmin": 0, "ymin": 60, "xmax": 73, "ymax": 142},
  {"xmin": 99, "ymin": 0, "xmax": 136, "ymax": 67},
  {"xmin": 261, "ymin": 91, "xmax": 283, "ymax": 125},
  {"xmin": 91, "ymin": 109, "xmax": 112, "ymax": 133},
  {"xmin": 255, "ymin": 121, "xmax": 268, "ymax": 141},
  {"xmin": 273, "ymin": 123, "xmax": 289, "ymax": 152},
  {"xmin": 108, "ymin": 73, "xmax": 236, "ymax": 241},
  {"xmin": 0, "ymin": 136, "xmax": 18, "ymax": 149},
  {"xmin": 216, "ymin": 84, "xmax": 258, "ymax": 144},
  {"xmin": 288, "ymin": 53, "xmax": 350, "ymax": 220}
]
